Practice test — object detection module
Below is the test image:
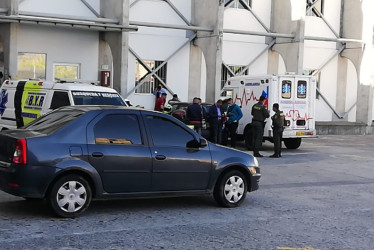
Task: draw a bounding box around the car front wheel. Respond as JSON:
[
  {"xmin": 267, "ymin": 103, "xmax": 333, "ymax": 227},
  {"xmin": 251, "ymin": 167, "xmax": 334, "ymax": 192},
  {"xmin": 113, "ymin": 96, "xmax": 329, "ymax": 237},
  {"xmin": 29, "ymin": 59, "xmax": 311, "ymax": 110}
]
[
  {"xmin": 214, "ymin": 170, "xmax": 247, "ymax": 207},
  {"xmin": 48, "ymin": 174, "xmax": 92, "ymax": 218}
]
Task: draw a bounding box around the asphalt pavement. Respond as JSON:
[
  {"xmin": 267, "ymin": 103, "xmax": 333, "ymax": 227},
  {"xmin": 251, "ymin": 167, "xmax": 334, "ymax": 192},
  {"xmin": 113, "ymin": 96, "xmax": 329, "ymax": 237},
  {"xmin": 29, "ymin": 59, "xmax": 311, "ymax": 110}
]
[{"xmin": 0, "ymin": 135, "xmax": 373, "ymax": 249}]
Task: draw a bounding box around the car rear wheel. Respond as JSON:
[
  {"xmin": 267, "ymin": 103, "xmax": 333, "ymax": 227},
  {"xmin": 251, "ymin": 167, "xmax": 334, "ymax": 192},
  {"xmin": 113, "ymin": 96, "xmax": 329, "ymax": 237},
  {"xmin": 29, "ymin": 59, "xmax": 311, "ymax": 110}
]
[
  {"xmin": 214, "ymin": 170, "xmax": 247, "ymax": 207},
  {"xmin": 48, "ymin": 174, "xmax": 92, "ymax": 218}
]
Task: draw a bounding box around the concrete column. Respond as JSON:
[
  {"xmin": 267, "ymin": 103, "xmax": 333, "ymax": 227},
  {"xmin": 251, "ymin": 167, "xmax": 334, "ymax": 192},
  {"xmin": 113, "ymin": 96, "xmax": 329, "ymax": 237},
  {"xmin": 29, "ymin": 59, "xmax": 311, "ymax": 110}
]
[
  {"xmin": 340, "ymin": 0, "xmax": 373, "ymax": 125},
  {"xmin": 271, "ymin": 0, "xmax": 305, "ymax": 74},
  {"xmin": 0, "ymin": 0, "xmax": 19, "ymax": 80},
  {"xmin": 267, "ymin": 50, "xmax": 279, "ymax": 75},
  {"xmin": 191, "ymin": 0, "xmax": 224, "ymax": 103},
  {"xmin": 100, "ymin": 0, "xmax": 129, "ymax": 96},
  {"xmin": 334, "ymin": 57, "xmax": 348, "ymax": 121},
  {"xmin": 188, "ymin": 45, "xmax": 202, "ymax": 101}
]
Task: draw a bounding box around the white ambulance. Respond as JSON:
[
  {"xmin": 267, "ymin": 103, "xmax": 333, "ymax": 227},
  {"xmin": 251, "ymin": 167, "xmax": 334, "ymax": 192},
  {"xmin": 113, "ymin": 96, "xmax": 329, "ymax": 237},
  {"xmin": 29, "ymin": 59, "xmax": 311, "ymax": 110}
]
[
  {"xmin": 220, "ymin": 74, "xmax": 316, "ymax": 149},
  {"xmin": 0, "ymin": 79, "xmax": 127, "ymax": 130}
]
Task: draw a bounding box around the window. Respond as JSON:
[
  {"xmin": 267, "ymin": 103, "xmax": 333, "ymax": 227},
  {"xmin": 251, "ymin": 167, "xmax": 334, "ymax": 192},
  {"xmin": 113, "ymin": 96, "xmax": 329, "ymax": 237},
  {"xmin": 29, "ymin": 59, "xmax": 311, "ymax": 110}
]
[
  {"xmin": 221, "ymin": 64, "xmax": 248, "ymax": 88},
  {"xmin": 94, "ymin": 115, "xmax": 142, "ymax": 145},
  {"xmin": 281, "ymin": 80, "xmax": 292, "ymax": 99},
  {"xmin": 146, "ymin": 116, "xmax": 194, "ymax": 147},
  {"xmin": 54, "ymin": 63, "xmax": 80, "ymax": 81},
  {"xmin": 306, "ymin": 0, "xmax": 324, "ymax": 17},
  {"xmin": 224, "ymin": 0, "xmax": 252, "ymax": 9},
  {"xmin": 24, "ymin": 110, "xmax": 83, "ymax": 134},
  {"xmin": 50, "ymin": 91, "xmax": 70, "ymax": 110},
  {"xmin": 72, "ymin": 91, "xmax": 126, "ymax": 106},
  {"xmin": 17, "ymin": 53, "xmax": 46, "ymax": 80},
  {"xmin": 135, "ymin": 60, "xmax": 167, "ymax": 94},
  {"xmin": 297, "ymin": 81, "xmax": 307, "ymax": 99}
]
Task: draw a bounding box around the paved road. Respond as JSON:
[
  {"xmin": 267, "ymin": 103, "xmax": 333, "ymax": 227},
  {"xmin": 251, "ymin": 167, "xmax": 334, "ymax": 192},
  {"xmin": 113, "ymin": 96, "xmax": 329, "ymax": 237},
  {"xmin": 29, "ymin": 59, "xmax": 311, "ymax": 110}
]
[{"xmin": 1, "ymin": 135, "xmax": 373, "ymax": 249}]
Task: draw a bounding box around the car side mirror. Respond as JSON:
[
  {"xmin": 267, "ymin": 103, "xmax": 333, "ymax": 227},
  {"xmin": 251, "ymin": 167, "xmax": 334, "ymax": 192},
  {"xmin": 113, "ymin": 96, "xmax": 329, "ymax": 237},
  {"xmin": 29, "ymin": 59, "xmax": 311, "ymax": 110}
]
[
  {"xmin": 199, "ymin": 138, "xmax": 208, "ymax": 148},
  {"xmin": 186, "ymin": 139, "xmax": 200, "ymax": 148},
  {"xmin": 186, "ymin": 138, "xmax": 208, "ymax": 148}
]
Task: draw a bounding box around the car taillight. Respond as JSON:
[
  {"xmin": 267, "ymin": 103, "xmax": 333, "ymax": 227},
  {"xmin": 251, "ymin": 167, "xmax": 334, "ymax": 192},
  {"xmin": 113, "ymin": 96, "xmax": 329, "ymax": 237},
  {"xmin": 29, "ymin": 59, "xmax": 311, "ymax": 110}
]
[{"xmin": 13, "ymin": 139, "xmax": 27, "ymax": 164}]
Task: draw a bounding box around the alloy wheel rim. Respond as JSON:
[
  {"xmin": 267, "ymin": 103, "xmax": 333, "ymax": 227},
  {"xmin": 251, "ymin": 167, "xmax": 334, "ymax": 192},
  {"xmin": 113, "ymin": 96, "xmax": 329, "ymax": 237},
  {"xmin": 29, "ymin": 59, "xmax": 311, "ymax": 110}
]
[
  {"xmin": 224, "ymin": 175, "xmax": 244, "ymax": 203},
  {"xmin": 56, "ymin": 181, "xmax": 87, "ymax": 213}
]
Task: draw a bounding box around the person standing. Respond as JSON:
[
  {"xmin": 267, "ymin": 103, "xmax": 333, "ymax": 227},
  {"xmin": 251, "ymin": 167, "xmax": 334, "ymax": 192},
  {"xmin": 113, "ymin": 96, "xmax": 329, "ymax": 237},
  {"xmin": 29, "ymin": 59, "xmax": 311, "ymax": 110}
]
[
  {"xmin": 153, "ymin": 85, "xmax": 166, "ymax": 100},
  {"xmin": 186, "ymin": 97, "xmax": 203, "ymax": 134},
  {"xmin": 251, "ymin": 96, "xmax": 270, "ymax": 157},
  {"xmin": 168, "ymin": 94, "xmax": 181, "ymax": 105},
  {"xmin": 208, "ymin": 99, "xmax": 224, "ymax": 144},
  {"xmin": 154, "ymin": 93, "xmax": 167, "ymax": 112},
  {"xmin": 226, "ymin": 98, "xmax": 243, "ymax": 148},
  {"xmin": 270, "ymin": 103, "xmax": 285, "ymax": 158}
]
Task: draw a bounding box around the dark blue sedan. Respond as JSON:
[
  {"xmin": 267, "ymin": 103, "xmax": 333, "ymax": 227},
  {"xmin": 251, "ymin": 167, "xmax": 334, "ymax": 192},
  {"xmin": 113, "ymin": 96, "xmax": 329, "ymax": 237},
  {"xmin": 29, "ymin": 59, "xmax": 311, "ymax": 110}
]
[{"xmin": 0, "ymin": 106, "xmax": 260, "ymax": 218}]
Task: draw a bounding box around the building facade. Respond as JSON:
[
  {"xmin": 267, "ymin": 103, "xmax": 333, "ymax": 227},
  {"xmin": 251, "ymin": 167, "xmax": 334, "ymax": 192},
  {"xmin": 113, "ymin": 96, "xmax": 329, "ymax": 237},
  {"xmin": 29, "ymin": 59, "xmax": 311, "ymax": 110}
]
[{"xmin": 0, "ymin": 0, "xmax": 373, "ymax": 127}]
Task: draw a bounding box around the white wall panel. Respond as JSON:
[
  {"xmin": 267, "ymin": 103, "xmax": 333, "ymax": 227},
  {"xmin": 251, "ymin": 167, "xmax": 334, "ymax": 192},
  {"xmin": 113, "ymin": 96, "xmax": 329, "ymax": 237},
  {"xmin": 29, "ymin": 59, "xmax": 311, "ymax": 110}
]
[
  {"xmin": 129, "ymin": 34, "xmax": 189, "ymax": 60},
  {"xmin": 222, "ymin": 41, "xmax": 268, "ymax": 66},
  {"xmin": 305, "ymin": 16, "xmax": 337, "ymax": 38},
  {"xmin": 315, "ymin": 57, "xmax": 338, "ymax": 121},
  {"xmin": 323, "ymin": 0, "xmax": 341, "ymax": 34},
  {"xmin": 166, "ymin": 44, "xmax": 190, "ymax": 102},
  {"xmin": 252, "ymin": 0, "xmax": 272, "ymax": 29},
  {"xmin": 19, "ymin": 0, "xmax": 98, "ymax": 18},
  {"xmin": 17, "ymin": 25, "xmax": 99, "ymax": 81}
]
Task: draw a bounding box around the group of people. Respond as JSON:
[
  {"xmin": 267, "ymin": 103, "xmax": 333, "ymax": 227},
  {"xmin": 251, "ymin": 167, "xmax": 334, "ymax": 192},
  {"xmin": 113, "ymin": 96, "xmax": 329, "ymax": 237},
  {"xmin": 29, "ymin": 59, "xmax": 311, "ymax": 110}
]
[
  {"xmin": 153, "ymin": 84, "xmax": 285, "ymax": 158},
  {"xmin": 186, "ymin": 97, "xmax": 243, "ymax": 148},
  {"xmin": 153, "ymin": 85, "xmax": 180, "ymax": 112}
]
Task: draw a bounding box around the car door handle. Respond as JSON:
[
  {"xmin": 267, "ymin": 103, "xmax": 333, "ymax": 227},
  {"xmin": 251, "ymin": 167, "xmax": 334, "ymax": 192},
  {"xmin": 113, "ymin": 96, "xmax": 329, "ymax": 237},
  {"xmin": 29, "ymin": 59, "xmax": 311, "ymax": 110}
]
[
  {"xmin": 92, "ymin": 152, "xmax": 104, "ymax": 158},
  {"xmin": 155, "ymin": 155, "xmax": 166, "ymax": 160}
]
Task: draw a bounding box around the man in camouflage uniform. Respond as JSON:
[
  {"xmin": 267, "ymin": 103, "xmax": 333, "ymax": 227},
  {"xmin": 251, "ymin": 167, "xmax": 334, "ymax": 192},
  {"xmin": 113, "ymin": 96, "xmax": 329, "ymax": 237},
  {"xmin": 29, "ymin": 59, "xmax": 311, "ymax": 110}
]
[
  {"xmin": 251, "ymin": 96, "xmax": 269, "ymax": 157},
  {"xmin": 270, "ymin": 103, "xmax": 285, "ymax": 158}
]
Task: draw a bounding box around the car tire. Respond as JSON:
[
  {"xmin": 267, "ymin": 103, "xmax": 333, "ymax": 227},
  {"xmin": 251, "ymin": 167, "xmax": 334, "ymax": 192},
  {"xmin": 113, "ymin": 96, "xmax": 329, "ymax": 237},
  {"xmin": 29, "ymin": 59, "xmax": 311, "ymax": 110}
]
[
  {"xmin": 283, "ymin": 138, "xmax": 302, "ymax": 149},
  {"xmin": 214, "ymin": 170, "xmax": 248, "ymax": 208},
  {"xmin": 48, "ymin": 174, "xmax": 92, "ymax": 218}
]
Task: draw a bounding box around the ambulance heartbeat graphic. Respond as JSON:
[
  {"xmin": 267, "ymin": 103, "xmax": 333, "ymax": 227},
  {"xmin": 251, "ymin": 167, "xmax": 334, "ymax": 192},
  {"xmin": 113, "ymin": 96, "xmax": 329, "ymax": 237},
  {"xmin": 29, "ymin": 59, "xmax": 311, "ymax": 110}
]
[
  {"xmin": 234, "ymin": 87, "xmax": 269, "ymax": 107},
  {"xmin": 285, "ymin": 110, "xmax": 313, "ymax": 121}
]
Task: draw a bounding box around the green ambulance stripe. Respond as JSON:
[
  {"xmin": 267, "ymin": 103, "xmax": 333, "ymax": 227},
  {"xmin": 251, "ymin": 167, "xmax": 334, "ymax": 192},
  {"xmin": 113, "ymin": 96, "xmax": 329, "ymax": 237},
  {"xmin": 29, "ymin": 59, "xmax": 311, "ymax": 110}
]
[{"xmin": 21, "ymin": 81, "xmax": 44, "ymax": 126}]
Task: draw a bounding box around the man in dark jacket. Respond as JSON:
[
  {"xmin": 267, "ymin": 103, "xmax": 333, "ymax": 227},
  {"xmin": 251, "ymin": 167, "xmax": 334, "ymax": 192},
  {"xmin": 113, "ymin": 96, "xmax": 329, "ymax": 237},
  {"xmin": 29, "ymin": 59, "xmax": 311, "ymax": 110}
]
[
  {"xmin": 186, "ymin": 97, "xmax": 203, "ymax": 134},
  {"xmin": 226, "ymin": 98, "xmax": 243, "ymax": 148},
  {"xmin": 251, "ymin": 96, "xmax": 270, "ymax": 157},
  {"xmin": 208, "ymin": 99, "xmax": 224, "ymax": 144},
  {"xmin": 270, "ymin": 103, "xmax": 285, "ymax": 158}
]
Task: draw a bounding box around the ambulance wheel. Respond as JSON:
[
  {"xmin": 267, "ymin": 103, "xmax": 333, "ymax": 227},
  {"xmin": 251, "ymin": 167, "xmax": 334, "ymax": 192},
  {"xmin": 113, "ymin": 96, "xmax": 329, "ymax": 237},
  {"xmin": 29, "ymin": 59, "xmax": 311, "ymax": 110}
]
[
  {"xmin": 244, "ymin": 129, "xmax": 253, "ymax": 150},
  {"xmin": 283, "ymin": 138, "xmax": 302, "ymax": 149}
]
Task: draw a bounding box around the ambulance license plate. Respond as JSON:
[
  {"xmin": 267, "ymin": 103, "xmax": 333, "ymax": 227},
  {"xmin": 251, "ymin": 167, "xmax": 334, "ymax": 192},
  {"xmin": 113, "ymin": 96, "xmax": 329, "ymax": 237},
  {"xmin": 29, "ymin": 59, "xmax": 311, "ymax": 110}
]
[{"xmin": 296, "ymin": 131, "xmax": 305, "ymax": 136}]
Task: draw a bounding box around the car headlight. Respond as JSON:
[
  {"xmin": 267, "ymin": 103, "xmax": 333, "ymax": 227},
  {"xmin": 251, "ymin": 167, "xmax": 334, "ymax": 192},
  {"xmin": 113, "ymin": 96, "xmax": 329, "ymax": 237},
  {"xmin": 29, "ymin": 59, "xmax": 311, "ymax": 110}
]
[
  {"xmin": 250, "ymin": 156, "xmax": 259, "ymax": 167},
  {"xmin": 249, "ymin": 166, "xmax": 257, "ymax": 175}
]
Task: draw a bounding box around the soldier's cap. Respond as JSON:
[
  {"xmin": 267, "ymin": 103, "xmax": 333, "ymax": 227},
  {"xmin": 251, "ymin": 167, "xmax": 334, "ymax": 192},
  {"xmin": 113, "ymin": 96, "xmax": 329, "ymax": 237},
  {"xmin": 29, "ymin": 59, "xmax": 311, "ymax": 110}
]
[{"xmin": 259, "ymin": 96, "xmax": 266, "ymax": 101}]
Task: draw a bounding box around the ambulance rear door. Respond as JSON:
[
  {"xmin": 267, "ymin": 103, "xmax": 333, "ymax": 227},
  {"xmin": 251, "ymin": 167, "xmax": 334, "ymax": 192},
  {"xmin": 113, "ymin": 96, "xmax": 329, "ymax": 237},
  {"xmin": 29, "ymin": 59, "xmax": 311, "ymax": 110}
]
[{"xmin": 279, "ymin": 76, "xmax": 312, "ymax": 131}]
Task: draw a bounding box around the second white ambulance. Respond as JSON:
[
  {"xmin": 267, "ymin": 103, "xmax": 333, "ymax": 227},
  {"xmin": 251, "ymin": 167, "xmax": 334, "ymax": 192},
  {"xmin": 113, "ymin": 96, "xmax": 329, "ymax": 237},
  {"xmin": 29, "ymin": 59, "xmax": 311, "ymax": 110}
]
[{"xmin": 220, "ymin": 74, "xmax": 316, "ymax": 149}]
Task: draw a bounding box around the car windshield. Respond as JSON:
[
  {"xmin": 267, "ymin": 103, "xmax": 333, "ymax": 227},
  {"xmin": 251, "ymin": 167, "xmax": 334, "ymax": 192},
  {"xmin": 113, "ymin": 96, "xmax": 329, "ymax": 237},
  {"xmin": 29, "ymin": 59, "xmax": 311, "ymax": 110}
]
[
  {"xmin": 72, "ymin": 91, "xmax": 126, "ymax": 106},
  {"xmin": 23, "ymin": 110, "xmax": 84, "ymax": 134}
]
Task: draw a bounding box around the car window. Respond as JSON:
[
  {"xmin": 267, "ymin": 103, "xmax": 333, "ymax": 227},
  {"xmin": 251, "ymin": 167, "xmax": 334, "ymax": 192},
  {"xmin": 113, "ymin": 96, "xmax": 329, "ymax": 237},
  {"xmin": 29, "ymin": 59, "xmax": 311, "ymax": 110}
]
[
  {"xmin": 23, "ymin": 110, "xmax": 83, "ymax": 134},
  {"xmin": 72, "ymin": 91, "xmax": 126, "ymax": 106},
  {"xmin": 145, "ymin": 115, "xmax": 194, "ymax": 147},
  {"xmin": 50, "ymin": 91, "xmax": 71, "ymax": 110},
  {"xmin": 94, "ymin": 114, "xmax": 142, "ymax": 145}
]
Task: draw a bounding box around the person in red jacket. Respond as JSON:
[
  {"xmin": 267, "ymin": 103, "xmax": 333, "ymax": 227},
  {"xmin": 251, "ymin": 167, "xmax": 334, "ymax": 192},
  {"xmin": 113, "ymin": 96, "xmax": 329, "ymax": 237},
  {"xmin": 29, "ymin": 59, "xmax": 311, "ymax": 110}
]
[{"xmin": 154, "ymin": 93, "xmax": 167, "ymax": 112}]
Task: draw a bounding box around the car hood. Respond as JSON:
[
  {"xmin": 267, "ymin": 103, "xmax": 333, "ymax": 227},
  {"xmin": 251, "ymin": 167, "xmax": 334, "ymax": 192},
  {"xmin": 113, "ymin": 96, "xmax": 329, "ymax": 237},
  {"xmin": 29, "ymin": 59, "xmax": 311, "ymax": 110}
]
[{"xmin": 208, "ymin": 143, "xmax": 258, "ymax": 168}]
